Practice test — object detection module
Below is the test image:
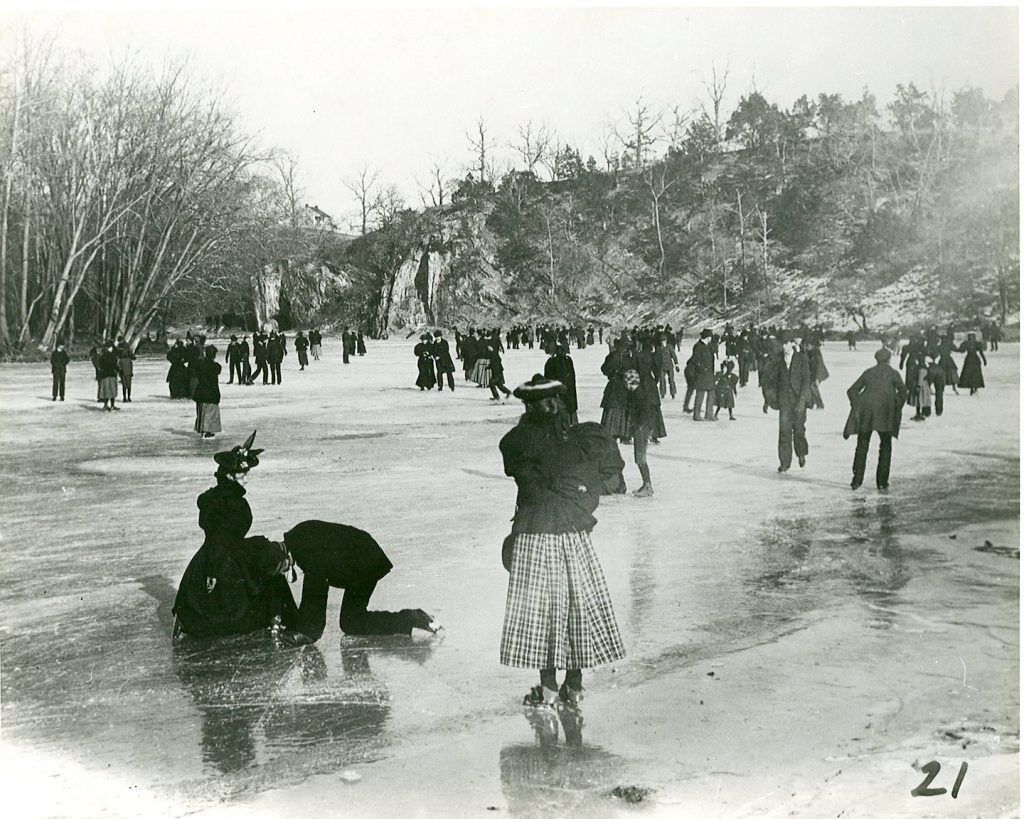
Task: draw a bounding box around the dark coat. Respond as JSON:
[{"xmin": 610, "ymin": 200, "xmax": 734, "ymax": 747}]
[
  {"xmin": 762, "ymin": 350, "xmax": 812, "ymax": 410},
  {"xmin": 283, "ymin": 520, "xmax": 394, "ymax": 589},
  {"xmin": 690, "ymin": 340, "xmax": 715, "ymax": 390},
  {"xmin": 808, "ymin": 347, "xmax": 830, "ymax": 382},
  {"xmin": 167, "ymin": 345, "xmax": 190, "ymax": 397},
  {"xmin": 632, "ymin": 348, "xmax": 662, "ymax": 406},
  {"xmin": 197, "ymin": 477, "xmax": 253, "ymax": 544},
  {"xmin": 50, "ymin": 350, "xmax": 70, "ymax": 373},
  {"xmin": 487, "ymin": 345, "xmax": 506, "ymax": 384},
  {"xmin": 97, "ymin": 349, "xmax": 119, "ymax": 379},
  {"xmin": 957, "ymin": 340, "xmax": 987, "ymax": 389},
  {"xmin": 432, "ymin": 338, "xmax": 456, "ymax": 374},
  {"xmin": 267, "ymin": 337, "xmax": 286, "ymax": 364},
  {"xmin": 543, "ymin": 354, "xmax": 578, "ymax": 415},
  {"xmin": 654, "ymin": 345, "xmax": 678, "ymax": 372},
  {"xmin": 173, "ymin": 478, "xmax": 295, "ymax": 637},
  {"xmin": 500, "ymin": 416, "xmax": 623, "ymax": 535},
  {"xmin": 414, "ymin": 342, "xmax": 437, "ymax": 388},
  {"xmin": 843, "ymin": 362, "xmax": 907, "ymax": 439},
  {"xmin": 600, "ymin": 349, "xmax": 634, "ymax": 408},
  {"xmin": 193, "ymin": 359, "xmax": 221, "ymax": 404},
  {"xmin": 461, "ymin": 336, "xmax": 478, "ymax": 370}
]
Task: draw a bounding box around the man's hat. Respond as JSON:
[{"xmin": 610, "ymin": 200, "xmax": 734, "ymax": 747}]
[
  {"xmin": 512, "ymin": 374, "xmax": 566, "ymax": 402},
  {"xmin": 874, "ymin": 347, "xmax": 891, "ymax": 362},
  {"xmin": 214, "ymin": 429, "xmax": 264, "ymax": 473}
]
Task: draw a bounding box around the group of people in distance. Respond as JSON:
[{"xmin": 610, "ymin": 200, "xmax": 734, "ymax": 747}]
[
  {"xmin": 41, "ymin": 313, "xmax": 1004, "ymax": 719},
  {"xmin": 413, "ymin": 330, "xmax": 457, "ymax": 392}
]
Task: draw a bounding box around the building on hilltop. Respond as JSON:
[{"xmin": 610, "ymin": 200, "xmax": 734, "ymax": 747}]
[{"xmin": 304, "ymin": 204, "xmax": 337, "ymax": 232}]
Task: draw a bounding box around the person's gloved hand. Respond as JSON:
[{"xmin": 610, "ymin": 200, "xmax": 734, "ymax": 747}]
[
  {"xmin": 279, "ymin": 629, "xmax": 315, "ymax": 647},
  {"xmin": 403, "ymin": 609, "xmax": 439, "ymax": 633}
]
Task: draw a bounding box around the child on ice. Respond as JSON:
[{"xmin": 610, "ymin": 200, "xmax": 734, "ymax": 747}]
[{"xmin": 714, "ymin": 360, "xmax": 738, "ymax": 420}]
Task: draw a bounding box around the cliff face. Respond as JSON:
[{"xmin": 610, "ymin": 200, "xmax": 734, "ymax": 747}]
[
  {"xmin": 255, "ymin": 260, "xmax": 349, "ymax": 329},
  {"xmin": 254, "ymin": 264, "xmax": 282, "ymax": 329},
  {"xmin": 380, "ymin": 247, "xmax": 446, "ymax": 331},
  {"xmin": 376, "ymin": 210, "xmax": 500, "ymax": 332}
]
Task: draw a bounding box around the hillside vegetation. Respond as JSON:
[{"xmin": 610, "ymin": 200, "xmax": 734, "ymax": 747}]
[{"xmin": 333, "ymin": 84, "xmax": 1019, "ymax": 335}]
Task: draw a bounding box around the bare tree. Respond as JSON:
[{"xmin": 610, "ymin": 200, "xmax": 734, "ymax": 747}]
[
  {"xmin": 644, "ymin": 164, "xmax": 676, "ymax": 274},
  {"xmin": 271, "ymin": 150, "xmax": 303, "ymax": 232},
  {"xmin": 466, "ymin": 117, "xmax": 496, "ymax": 184},
  {"xmin": 372, "ymin": 184, "xmax": 405, "ymax": 229},
  {"xmin": 512, "ymin": 120, "xmax": 554, "ymax": 178},
  {"xmin": 344, "ymin": 164, "xmax": 380, "ymax": 235},
  {"xmin": 756, "ymin": 205, "xmax": 774, "ymax": 302},
  {"xmin": 615, "ymin": 96, "xmax": 663, "ymax": 168},
  {"xmin": 416, "ymin": 159, "xmax": 450, "ymax": 209},
  {"xmin": 661, "ymin": 105, "xmax": 691, "ymax": 151},
  {"xmin": 702, "ymin": 62, "xmax": 729, "ymax": 146}
]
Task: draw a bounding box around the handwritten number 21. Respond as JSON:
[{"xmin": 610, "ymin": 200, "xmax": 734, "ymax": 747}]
[{"xmin": 911, "ymin": 761, "xmax": 968, "ymax": 798}]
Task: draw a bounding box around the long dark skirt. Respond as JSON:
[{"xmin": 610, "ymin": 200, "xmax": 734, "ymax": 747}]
[
  {"xmin": 600, "ymin": 406, "xmax": 630, "ymax": 438},
  {"xmin": 958, "ymin": 355, "xmax": 985, "ymax": 390},
  {"xmin": 416, "ymin": 358, "xmax": 436, "ymax": 389}
]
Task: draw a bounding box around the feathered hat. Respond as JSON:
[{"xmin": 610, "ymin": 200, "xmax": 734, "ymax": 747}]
[{"xmin": 214, "ymin": 429, "xmax": 264, "ymax": 474}]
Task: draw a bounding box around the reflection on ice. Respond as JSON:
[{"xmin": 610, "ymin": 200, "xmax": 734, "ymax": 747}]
[{"xmin": 500, "ymin": 706, "xmax": 637, "ymax": 817}]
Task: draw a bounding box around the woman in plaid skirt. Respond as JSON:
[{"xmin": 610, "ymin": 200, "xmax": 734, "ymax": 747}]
[{"xmin": 499, "ymin": 375, "xmax": 626, "ymax": 708}]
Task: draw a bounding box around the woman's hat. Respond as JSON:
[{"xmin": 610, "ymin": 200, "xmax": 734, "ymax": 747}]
[
  {"xmin": 512, "ymin": 374, "xmax": 565, "ymax": 402},
  {"xmin": 214, "ymin": 429, "xmax": 264, "ymax": 473}
]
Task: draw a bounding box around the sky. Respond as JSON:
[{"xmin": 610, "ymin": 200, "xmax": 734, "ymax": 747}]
[{"xmin": 1, "ymin": 4, "xmax": 1019, "ymax": 230}]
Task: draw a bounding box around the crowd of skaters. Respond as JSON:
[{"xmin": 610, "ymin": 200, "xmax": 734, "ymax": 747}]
[
  {"xmin": 40, "ymin": 312, "xmax": 1009, "ymax": 727},
  {"xmin": 46, "ymin": 325, "xmax": 370, "ymax": 437}
]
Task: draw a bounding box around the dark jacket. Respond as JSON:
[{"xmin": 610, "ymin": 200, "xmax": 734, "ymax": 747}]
[
  {"xmin": 600, "ymin": 349, "xmax": 634, "ymax": 408},
  {"xmin": 173, "ymin": 477, "xmax": 294, "ymax": 637},
  {"xmin": 543, "ymin": 354, "xmax": 578, "ymax": 415},
  {"xmin": 432, "ymin": 338, "xmax": 456, "ymax": 374},
  {"xmin": 97, "ymin": 349, "xmax": 119, "ymax": 379},
  {"xmin": 50, "ymin": 350, "xmax": 70, "ymax": 373},
  {"xmin": 500, "ymin": 417, "xmax": 623, "ymax": 535},
  {"xmin": 193, "ymin": 359, "xmax": 221, "ymax": 404},
  {"xmin": 487, "ymin": 344, "xmax": 506, "ymax": 384},
  {"xmin": 690, "ymin": 340, "xmax": 715, "ymax": 390},
  {"xmin": 843, "ymin": 362, "xmax": 907, "ymax": 439},
  {"xmin": 654, "ymin": 345, "xmax": 678, "ymax": 372},
  {"xmin": 267, "ymin": 337, "xmax": 286, "ymax": 364},
  {"xmin": 198, "ymin": 477, "xmax": 253, "ymax": 545},
  {"xmin": 762, "ymin": 350, "xmax": 812, "ymax": 410},
  {"xmin": 283, "ymin": 520, "xmax": 394, "ymax": 589}
]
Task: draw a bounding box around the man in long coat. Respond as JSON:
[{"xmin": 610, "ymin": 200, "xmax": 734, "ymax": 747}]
[
  {"xmin": 690, "ymin": 329, "xmax": 716, "ymax": 420},
  {"xmin": 763, "ymin": 334, "xmax": 812, "ymax": 472},
  {"xmin": 844, "ymin": 347, "xmax": 907, "ymax": 490},
  {"xmin": 432, "ymin": 330, "xmax": 456, "ymax": 391}
]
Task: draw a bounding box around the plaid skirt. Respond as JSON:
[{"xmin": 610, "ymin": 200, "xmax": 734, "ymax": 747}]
[
  {"xmin": 500, "ymin": 531, "xmax": 625, "ymax": 669},
  {"xmin": 471, "ymin": 359, "xmax": 492, "ymax": 386}
]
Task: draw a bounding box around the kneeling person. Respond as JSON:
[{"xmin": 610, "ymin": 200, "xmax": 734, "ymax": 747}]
[{"xmin": 279, "ymin": 519, "xmax": 438, "ymax": 646}]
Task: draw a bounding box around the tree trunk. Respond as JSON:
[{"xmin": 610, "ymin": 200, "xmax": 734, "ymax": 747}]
[
  {"xmin": 19, "ymin": 196, "xmax": 29, "ymax": 329},
  {"xmin": 0, "ymin": 74, "xmax": 22, "ymax": 348}
]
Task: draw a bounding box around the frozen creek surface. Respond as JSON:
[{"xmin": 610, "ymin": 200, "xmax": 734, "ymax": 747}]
[{"xmin": 0, "ymin": 339, "xmax": 1018, "ymax": 818}]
